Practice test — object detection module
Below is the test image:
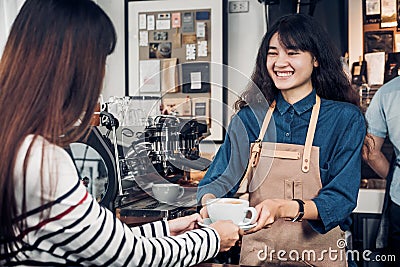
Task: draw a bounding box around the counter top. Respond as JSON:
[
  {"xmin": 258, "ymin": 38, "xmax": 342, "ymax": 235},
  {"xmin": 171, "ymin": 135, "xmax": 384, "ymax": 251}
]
[
  {"xmin": 193, "ymin": 264, "xmax": 237, "ymax": 267},
  {"xmin": 194, "ymin": 263, "xmax": 282, "ymax": 267},
  {"xmin": 193, "ymin": 264, "xmax": 248, "ymax": 267},
  {"xmin": 353, "ymin": 188, "xmax": 385, "ymax": 214}
]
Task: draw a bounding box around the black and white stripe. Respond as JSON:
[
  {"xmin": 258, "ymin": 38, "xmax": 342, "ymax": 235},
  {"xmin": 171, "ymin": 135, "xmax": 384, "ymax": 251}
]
[{"xmin": 2, "ymin": 135, "xmax": 220, "ymax": 266}]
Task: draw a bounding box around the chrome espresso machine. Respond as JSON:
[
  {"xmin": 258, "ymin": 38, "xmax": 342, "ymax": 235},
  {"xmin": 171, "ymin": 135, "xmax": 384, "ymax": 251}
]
[
  {"xmin": 122, "ymin": 115, "xmax": 210, "ymax": 178},
  {"xmin": 118, "ymin": 115, "xmax": 211, "ymax": 225},
  {"xmin": 68, "ymin": 111, "xmax": 211, "ymax": 226}
]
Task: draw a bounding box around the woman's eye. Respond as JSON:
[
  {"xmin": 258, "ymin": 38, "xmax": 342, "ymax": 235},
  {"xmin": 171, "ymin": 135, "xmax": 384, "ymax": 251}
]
[{"xmin": 267, "ymin": 51, "xmax": 277, "ymax": 56}]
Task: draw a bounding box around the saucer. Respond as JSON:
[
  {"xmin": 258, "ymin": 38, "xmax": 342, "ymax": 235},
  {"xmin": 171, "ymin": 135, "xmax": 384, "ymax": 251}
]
[
  {"xmin": 238, "ymin": 218, "xmax": 258, "ymax": 231},
  {"xmin": 197, "ymin": 218, "xmax": 213, "ymax": 229},
  {"xmin": 198, "ymin": 218, "xmax": 257, "ymax": 231}
]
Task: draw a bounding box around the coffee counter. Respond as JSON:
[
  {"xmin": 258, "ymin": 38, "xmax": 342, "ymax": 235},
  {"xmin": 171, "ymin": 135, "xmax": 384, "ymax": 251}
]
[
  {"xmin": 193, "ymin": 264, "xmax": 239, "ymax": 267},
  {"xmin": 193, "ymin": 263, "xmax": 281, "ymax": 267},
  {"xmin": 193, "ymin": 264, "xmax": 248, "ymax": 267}
]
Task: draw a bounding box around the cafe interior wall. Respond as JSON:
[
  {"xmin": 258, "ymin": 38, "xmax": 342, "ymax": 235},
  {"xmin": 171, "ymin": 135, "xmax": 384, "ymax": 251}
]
[
  {"xmin": 96, "ymin": 0, "xmax": 267, "ymax": 124},
  {"xmin": 97, "ymin": 0, "xmax": 351, "ymax": 124},
  {"xmin": 0, "ymin": 0, "xmax": 362, "ymax": 145},
  {"xmin": 0, "ymin": 0, "xmax": 25, "ymax": 57}
]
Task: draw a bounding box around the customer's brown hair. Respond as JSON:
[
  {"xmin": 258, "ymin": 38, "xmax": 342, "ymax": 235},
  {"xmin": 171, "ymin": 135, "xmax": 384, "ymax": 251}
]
[{"xmin": 0, "ymin": 0, "xmax": 116, "ymax": 256}]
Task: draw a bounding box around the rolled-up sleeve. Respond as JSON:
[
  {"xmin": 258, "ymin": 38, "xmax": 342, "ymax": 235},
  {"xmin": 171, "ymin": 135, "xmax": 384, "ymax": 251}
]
[
  {"xmin": 197, "ymin": 108, "xmax": 259, "ymax": 203},
  {"xmin": 310, "ymin": 109, "xmax": 366, "ymax": 233}
]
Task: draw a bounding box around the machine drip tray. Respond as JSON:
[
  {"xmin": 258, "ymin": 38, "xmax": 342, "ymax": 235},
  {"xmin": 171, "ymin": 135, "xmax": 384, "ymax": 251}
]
[{"xmin": 117, "ymin": 189, "xmax": 198, "ymax": 226}]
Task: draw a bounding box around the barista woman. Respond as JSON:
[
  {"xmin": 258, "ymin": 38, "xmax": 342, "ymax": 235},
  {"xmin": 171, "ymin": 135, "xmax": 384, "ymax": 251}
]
[
  {"xmin": 0, "ymin": 0, "xmax": 240, "ymax": 266},
  {"xmin": 197, "ymin": 14, "xmax": 365, "ymax": 266}
]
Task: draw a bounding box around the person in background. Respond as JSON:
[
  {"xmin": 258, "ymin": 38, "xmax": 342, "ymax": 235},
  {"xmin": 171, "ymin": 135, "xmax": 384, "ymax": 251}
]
[
  {"xmin": 0, "ymin": 0, "xmax": 240, "ymax": 266},
  {"xmin": 197, "ymin": 13, "xmax": 365, "ymax": 266},
  {"xmin": 363, "ymin": 76, "xmax": 400, "ymax": 266}
]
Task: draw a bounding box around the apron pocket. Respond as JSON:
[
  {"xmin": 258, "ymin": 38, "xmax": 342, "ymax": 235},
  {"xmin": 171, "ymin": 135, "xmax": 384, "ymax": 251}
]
[
  {"xmin": 285, "ymin": 180, "xmax": 293, "ymax": 200},
  {"xmin": 284, "ymin": 180, "xmax": 303, "ymax": 199},
  {"xmin": 294, "ymin": 181, "xmax": 303, "ymax": 199}
]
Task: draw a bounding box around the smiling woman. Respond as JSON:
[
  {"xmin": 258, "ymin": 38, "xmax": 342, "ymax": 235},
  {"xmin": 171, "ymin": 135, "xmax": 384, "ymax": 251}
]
[
  {"xmin": 197, "ymin": 13, "xmax": 366, "ymax": 267},
  {"xmin": 266, "ymin": 33, "xmax": 318, "ymax": 102}
]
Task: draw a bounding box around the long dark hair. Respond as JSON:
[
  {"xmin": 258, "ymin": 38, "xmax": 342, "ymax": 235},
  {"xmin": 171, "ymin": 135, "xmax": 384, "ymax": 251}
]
[
  {"xmin": 235, "ymin": 13, "xmax": 358, "ymax": 110},
  {"xmin": 0, "ymin": 0, "xmax": 116, "ymax": 255}
]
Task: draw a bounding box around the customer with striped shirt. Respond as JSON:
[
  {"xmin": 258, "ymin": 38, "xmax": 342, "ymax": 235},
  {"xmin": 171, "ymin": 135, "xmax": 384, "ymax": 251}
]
[{"xmin": 0, "ymin": 0, "xmax": 240, "ymax": 266}]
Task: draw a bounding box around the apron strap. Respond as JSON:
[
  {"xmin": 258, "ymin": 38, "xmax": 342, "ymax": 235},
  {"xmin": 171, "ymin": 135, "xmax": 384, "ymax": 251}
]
[
  {"xmin": 302, "ymin": 95, "xmax": 320, "ymax": 172},
  {"xmin": 256, "ymin": 101, "xmax": 276, "ymax": 142},
  {"xmin": 240, "ymin": 101, "xmax": 276, "ymax": 186},
  {"xmin": 247, "ymin": 94, "xmax": 320, "ymax": 174}
]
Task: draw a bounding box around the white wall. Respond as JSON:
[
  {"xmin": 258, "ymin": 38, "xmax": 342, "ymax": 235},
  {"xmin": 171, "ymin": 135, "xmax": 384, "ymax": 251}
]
[
  {"xmin": 225, "ymin": 0, "xmax": 265, "ymax": 116},
  {"xmin": 97, "ymin": 0, "xmax": 126, "ymax": 101},
  {"xmin": 348, "ymin": 0, "xmax": 363, "ymax": 68},
  {"xmin": 0, "ymin": 0, "xmax": 25, "ymax": 57},
  {"xmin": 0, "ymin": 1, "xmax": 6, "ymax": 54}
]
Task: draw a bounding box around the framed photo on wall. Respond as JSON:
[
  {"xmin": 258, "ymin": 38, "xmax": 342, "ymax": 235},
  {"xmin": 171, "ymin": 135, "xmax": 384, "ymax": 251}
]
[
  {"xmin": 364, "ymin": 31, "xmax": 394, "ymax": 53},
  {"xmin": 381, "ymin": 0, "xmax": 397, "ymax": 28},
  {"xmin": 364, "ymin": 0, "xmax": 381, "ymax": 24}
]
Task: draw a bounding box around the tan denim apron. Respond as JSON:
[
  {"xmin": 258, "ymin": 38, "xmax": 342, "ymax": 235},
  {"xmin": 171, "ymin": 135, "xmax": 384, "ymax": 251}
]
[{"xmin": 240, "ymin": 96, "xmax": 347, "ymax": 267}]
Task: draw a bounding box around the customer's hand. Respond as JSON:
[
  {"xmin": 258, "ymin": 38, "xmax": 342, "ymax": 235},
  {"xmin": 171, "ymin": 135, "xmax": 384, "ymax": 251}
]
[
  {"xmin": 209, "ymin": 220, "xmax": 241, "ymax": 252},
  {"xmin": 199, "ymin": 206, "xmax": 209, "ymax": 218},
  {"xmin": 168, "ymin": 213, "xmax": 202, "ymax": 236},
  {"xmin": 199, "ymin": 193, "xmax": 216, "ymax": 218}
]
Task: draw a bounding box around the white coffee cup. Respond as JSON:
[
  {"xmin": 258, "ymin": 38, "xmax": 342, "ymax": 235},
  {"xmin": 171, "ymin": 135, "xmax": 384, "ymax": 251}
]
[
  {"xmin": 206, "ymin": 198, "xmax": 257, "ymax": 226},
  {"xmin": 152, "ymin": 183, "xmax": 184, "ymax": 203}
]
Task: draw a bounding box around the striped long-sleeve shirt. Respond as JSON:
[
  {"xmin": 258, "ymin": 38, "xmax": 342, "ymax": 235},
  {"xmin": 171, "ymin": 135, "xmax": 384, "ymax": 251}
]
[{"xmin": 1, "ymin": 135, "xmax": 220, "ymax": 266}]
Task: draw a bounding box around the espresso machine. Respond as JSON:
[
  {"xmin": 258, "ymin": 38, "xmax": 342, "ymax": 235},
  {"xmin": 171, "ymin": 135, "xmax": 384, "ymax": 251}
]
[
  {"xmin": 115, "ymin": 115, "xmax": 211, "ymax": 225},
  {"xmin": 123, "ymin": 115, "xmax": 209, "ymax": 178},
  {"xmin": 66, "ymin": 109, "xmax": 211, "ymax": 225}
]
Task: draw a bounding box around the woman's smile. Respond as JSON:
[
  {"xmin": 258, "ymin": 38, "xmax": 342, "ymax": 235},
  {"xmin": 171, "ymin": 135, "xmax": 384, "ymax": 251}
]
[{"xmin": 274, "ymin": 70, "xmax": 294, "ymax": 78}]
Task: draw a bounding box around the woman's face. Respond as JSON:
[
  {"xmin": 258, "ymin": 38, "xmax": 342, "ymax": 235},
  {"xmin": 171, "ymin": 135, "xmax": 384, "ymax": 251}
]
[{"xmin": 266, "ymin": 33, "xmax": 318, "ymax": 96}]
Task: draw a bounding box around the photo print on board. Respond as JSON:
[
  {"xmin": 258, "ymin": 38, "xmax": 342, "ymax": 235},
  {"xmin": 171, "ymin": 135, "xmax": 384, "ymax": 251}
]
[
  {"xmin": 149, "ymin": 42, "xmax": 172, "ymax": 59},
  {"xmin": 154, "ymin": 32, "xmax": 168, "ymax": 41}
]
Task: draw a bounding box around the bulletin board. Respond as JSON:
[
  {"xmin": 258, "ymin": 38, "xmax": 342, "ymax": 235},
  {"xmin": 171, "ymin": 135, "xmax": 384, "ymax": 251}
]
[{"xmin": 126, "ymin": 0, "xmax": 224, "ymax": 141}]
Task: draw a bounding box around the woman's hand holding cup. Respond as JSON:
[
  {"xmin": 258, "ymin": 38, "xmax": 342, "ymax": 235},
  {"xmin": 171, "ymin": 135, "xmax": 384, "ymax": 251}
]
[
  {"xmin": 168, "ymin": 213, "xmax": 203, "ymax": 236},
  {"xmin": 209, "ymin": 220, "xmax": 241, "ymax": 252},
  {"xmin": 199, "ymin": 193, "xmax": 216, "ymax": 218},
  {"xmin": 168, "ymin": 212, "xmax": 241, "ymax": 252}
]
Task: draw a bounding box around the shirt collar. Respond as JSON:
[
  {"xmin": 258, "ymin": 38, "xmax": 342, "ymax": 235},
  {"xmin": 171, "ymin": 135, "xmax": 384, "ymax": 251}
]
[{"xmin": 275, "ymin": 90, "xmax": 316, "ymax": 115}]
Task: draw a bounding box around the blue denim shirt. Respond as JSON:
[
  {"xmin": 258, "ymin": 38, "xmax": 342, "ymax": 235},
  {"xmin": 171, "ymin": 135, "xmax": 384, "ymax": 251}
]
[{"xmin": 197, "ymin": 90, "xmax": 366, "ymax": 234}]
